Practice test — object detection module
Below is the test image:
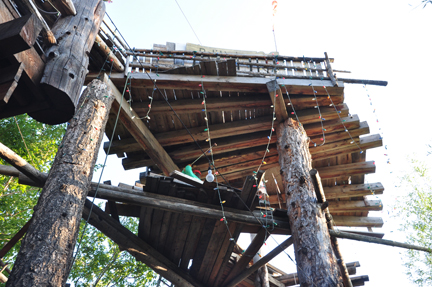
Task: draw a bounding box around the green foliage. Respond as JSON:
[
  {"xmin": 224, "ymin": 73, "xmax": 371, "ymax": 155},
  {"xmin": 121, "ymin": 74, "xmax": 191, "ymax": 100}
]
[
  {"xmin": 0, "ymin": 115, "xmax": 156, "ymax": 286},
  {"xmin": 395, "ymin": 157, "xmax": 432, "ymax": 286},
  {"xmin": 0, "ymin": 115, "xmax": 66, "ymax": 273},
  {"xmin": 69, "ymin": 216, "xmax": 156, "ymax": 286}
]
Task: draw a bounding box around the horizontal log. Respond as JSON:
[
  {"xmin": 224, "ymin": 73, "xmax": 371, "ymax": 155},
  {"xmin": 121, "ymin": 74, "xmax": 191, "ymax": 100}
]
[
  {"xmin": 325, "ymin": 182, "xmax": 384, "ymax": 200},
  {"xmin": 95, "ymin": 34, "xmax": 124, "ymax": 72},
  {"xmin": 338, "ymin": 230, "xmax": 385, "ymax": 239},
  {"xmin": 332, "ymin": 216, "xmax": 383, "ymax": 228},
  {"xmin": 330, "ymin": 230, "xmax": 431, "ymax": 253},
  {"xmin": 308, "ymin": 121, "xmax": 369, "ymax": 147},
  {"xmin": 88, "ymin": 72, "xmax": 344, "ymax": 95},
  {"xmin": 317, "ymin": 161, "xmax": 376, "ymax": 179},
  {"xmin": 278, "ymin": 262, "xmax": 359, "ymax": 285},
  {"xmin": 87, "ymin": 185, "xmax": 291, "ymax": 233},
  {"xmin": 311, "ymin": 134, "xmax": 382, "ymax": 161}
]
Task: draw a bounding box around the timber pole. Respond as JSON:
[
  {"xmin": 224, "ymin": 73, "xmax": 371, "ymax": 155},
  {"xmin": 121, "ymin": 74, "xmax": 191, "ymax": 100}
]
[
  {"xmin": 276, "ymin": 118, "xmax": 342, "ymax": 287},
  {"xmin": 6, "ymin": 80, "xmax": 114, "ymax": 287}
]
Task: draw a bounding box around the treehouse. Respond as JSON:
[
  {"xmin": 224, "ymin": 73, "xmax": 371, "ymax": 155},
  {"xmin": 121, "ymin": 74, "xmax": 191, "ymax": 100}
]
[{"xmin": 0, "ymin": 0, "xmax": 398, "ymax": 286}]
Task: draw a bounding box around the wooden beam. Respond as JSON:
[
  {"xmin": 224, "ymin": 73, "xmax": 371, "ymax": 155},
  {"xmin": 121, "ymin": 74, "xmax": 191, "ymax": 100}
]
[
  {"xmin": 89, "ymin": 72, "xmax": 345, "ymax": 95},
  {"xmin": 222, "ymin": 228, "xmax": 267, "ymax": 285},
  {"xmin": 308, "ymin": 121, "xmax": 369, "ymax": 147},
  {"xmin": 267, "ymin": 79, "xmax": 288, "ymax": 122},
  {"xmin": 86, "ymin": 185, "xmax": 291, "ymax": 232},
  {"xmin": 317, "ymin": 161, "xmax": 376, "ymax": 179},
  {"xmin": 0, "ymin": 14, "xmax": 42, "ymax": 58},
  {"xmin": 225, "ymin": 236, "xmax": 294, "ymax": 287},
  {"xmin": 82, "ymin": 200, "xmax": 204, "ymax": 287},
  {"xmin": 325, "ymin": 182, "xmax": 384, "ymax": 200},
  {"xmin": 311, "ymin": 134, "xmax": 382, "ymax": 161},
  {"xmin": 324, "ymin": 52, "xmax": 338, "ymax": 86},
  {"xmin": 0, "ymin": 141, "xmax": 46, "ymax": 186},
  {"xmin": 103, "ymin": 74, "xmax": 179, "ymax": 175},
  {"xmin": 332, "ymin": 216, "xmax": 384, "ymax": 228},
  {"xmin": 131, "ymin": 94, "xmax": 344, "ymax": 115},
  {"xmin": 95, "ymin": 34, "xmax": 124, "ymax": 72},
  {"xmin": 330, "ymin": 230, "xmax": 432, "ymax": 253}
]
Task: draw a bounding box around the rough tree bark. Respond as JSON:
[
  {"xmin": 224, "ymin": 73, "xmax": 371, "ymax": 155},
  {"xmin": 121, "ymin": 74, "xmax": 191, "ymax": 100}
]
[
  {"xmin": 277, "ymin": 118, "xmax": 342, "ymax": 287},
  {"xmin": 6, "ymin": 79, "xmax": 114, "ymax": 287}
]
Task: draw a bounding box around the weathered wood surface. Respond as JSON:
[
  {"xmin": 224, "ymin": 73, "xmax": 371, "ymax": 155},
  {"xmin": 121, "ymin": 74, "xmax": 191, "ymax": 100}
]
[
  {"xmin": 34, "ymin": 0, "xmax": 105, "ymax": 124},
  {"xmin": 331, "ymin": 216, "xmax": 383, "ymax": 228},
  {"xmin": 267, "ymin": 79, "xmax": 288, "ymax": 122},
  {"xmin": 277, "ymin": 118, "xmax": 342, "ymax": 287},
  {"xmin": 104, "ymin": 74, "xmax": 179, "ymax": 175},
  {"xmin": 330, "ymin": 230, "xmax": 432, "ymax": 253},
  {"xmin": 18, "ymin": 0, "xmax": 56, "ymax": 44},
  {"xmin": 82, "ymin": 199, "xmax": 205, "ymax": 287},
  {"xmin": 95, "ymin": 34, "xmax": 124, "ymax": 72},
  {"xmin": 88, "ymin": 72, "xmax": 344, "ymax": 95},
  {"xmin": 0, "ymin": 14, "xmax": 42, "ymax": 58},
  {"xmin": 310, "ymin": 169, "xmax": 352, "ymax": 287},
  {"xmin": 5, "ymin": 80, "xmax": 113, "ymax": 287},
  {"xmin": 225, "ymin": 236, "xmax": 294, "ymax": 287}
]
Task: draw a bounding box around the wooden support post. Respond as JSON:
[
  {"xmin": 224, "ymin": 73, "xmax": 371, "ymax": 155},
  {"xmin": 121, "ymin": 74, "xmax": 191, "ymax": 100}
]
[
  {"xmin": 276, "ymin": 118, "xmax": 342, "ymax": 287},
  {"xmin": 310, "ymin": 169, "xmax": 352, "ymax": 287},
  {"xmin": 32, "ymin": 0, "xmax": 106, "ymax": 125},
  {"xmin": 251, "ymin": 233, "xmax": 270, "ymax": 287},
  {"xmin": 225, "ymin": 236, "xmax": 294, "ymax": 287},
  {"xmin": 266, "ymin": 79, "xmax": 288, "ymax": 122},
  {"xmin": 103, "ymin": 74, "xmax": 179, "ymax": 176},
  {"xmin": 324, "ymin": 52, "xmax": 338, "ymax": 87},
  {"xmin": 5, "ymin": 80, "xmax": 114, "ymax": 287}
]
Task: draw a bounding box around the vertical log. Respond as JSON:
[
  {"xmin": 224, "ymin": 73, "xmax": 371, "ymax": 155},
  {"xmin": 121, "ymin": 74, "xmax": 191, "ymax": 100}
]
[
  {"xmin": 276, "ymin": 118, "xmax": 342, "ymax": 287},
  {"xmin": 29, "ymin": 0, "xmax": 106, "ymax": 125},
  {"xmin": 6, "ymin": 79, "xmax": 114, "ymax": 287},
  {"xmin": 251, "ymin": 234, "xmax": 270, "ymax": 287}
]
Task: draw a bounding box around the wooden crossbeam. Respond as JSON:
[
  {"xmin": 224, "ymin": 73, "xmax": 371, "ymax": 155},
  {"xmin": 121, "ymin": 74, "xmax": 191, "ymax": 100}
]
[
  {"xmin": 332, "ymin": 216, "xmax": 383, "ymax": 228},
  {"xmin": 86, "ymin": 184, "xmax": 291, "ymax": 232},
  {"xmin": 103, "ymin": 74, "xmax": 179, "ymax": 175},
  {"xmin": 311, "ymin": 134, "xmax": 382, "ymax": 161},
  {"xmin": 225, "ymin": 236, "xmax": 294, "ymax": 287},
  {"xmin": 325, "ymin": 182, "xmax": 384, "ymax": 199},
  {"xmin": 308, "ymin": 121, "xmax": 369, "ymax": 147},
  {"xmin": 105, "ymin": 104, "xmax": 350, "ymax": 155},
  {"xmin": 88, "ymin": 72, "xmax": 344, "ymax": 95},
  {"xmin": 131, "ymin": 93, "xmax": 344, "ymax": 115},
  {"xmin": 222, "ymin": 228, "xmax": 267, "ymax": 285},
  {"xmin": 317, "ymin": 161, "xmax": 376, "ymax": 179}
]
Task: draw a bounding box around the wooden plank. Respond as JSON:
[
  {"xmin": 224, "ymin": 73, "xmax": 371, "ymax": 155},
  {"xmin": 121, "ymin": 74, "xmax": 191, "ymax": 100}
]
[
  {"xmin": 189, "ymin": 218, "xmax": 217, "ymax": 278},
  {"xmin": 266, "ymin": 79, "xmax": 288, "ymax": 122},
  {"xmin": 317, "ymin": 161, "xmax": 376, "ymax": 179},
  {"xmin": 311, "ymin": 134, "xmax": 382, "ymax": 161},
  {"xmin": 92, "ymin": 72, "xmax": 344, "ymax": 95},
  {"xmin": 0, "ymin": 14, "xmax": 42, "ymax": 58},
  {"xmin": 222, "ymin": 228, "xmax": 267, "ymax": 285},
  {"xmin": 103, "ymin": 74, "xmax": 179, "ymax": 175},
  {"xmin": 225, "ymin": 236, "xmax": 294, "ymax": 287},
  {"xmin": 325, "ymin": 182, "xmax": 384, "ymax": 199},
  {"xmin": 179, "ymin": 216, "xmax": 206, "ymax": 270}
]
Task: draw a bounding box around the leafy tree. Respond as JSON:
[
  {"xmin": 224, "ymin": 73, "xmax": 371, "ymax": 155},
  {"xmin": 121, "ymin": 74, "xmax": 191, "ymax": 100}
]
[
  {"xmin": 395, "ymin": 155, "xmax": 432, "ymax": 286},
  {"xmin": 0, "ymin": 115, "xmax": 156, "ymax": 286}
]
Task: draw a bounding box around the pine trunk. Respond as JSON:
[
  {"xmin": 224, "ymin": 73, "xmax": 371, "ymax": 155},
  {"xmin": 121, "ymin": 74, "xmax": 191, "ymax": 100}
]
[
  {"xmin": 276, "ymin": 118, "xmax": 342, "ymax": 287},
  {"xmin": 6, "ymin": 79, "xmax": 114, "ymax": 287}
]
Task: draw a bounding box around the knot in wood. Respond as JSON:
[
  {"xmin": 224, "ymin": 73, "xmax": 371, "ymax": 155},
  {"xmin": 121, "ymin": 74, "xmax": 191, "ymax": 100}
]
[{"xmin": 299, "ymin": 175, "xmax": 306, "ymax": 185}]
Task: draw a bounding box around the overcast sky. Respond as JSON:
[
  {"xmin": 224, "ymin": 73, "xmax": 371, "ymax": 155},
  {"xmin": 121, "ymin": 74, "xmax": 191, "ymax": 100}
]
[{"xmin": 93, "ymin": 1, "xmax": 432, "ymax": 286}]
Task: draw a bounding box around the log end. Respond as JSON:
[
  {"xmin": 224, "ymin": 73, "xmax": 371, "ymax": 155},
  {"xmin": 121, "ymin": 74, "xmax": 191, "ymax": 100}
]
[{"xmin": 45, "ymin": 31, "xmax": 57, "ymax": 45}]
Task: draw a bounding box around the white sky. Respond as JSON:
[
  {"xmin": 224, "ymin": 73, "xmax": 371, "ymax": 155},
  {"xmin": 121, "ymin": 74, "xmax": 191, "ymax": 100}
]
[{"xmin": 92, "ymin": 1, "xmax": 432, "ymax": 286}]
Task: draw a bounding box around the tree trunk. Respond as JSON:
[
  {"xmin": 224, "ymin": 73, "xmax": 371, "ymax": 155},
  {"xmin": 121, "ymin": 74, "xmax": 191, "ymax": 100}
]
[
  {"xmin": 29, "ymin": 0, "xmax": 106, "ymax": 125},
  {"xmin": 6, "ymin": 79, "xmax": 114, "ymax": 287},
  {"xmin": 276, "ymin": 118, "xmax": 342, "ymax": 287}
]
